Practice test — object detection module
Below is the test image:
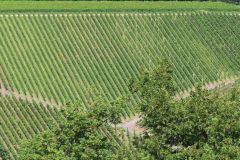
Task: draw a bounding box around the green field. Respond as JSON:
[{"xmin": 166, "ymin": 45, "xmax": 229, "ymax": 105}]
[
  {"xmin": 0, "ymin": 2, "xmax": 240, "ymax": 159},
  {"xmin": 0, "ymin": 1, "xmax": 240, "ymax": 12}
]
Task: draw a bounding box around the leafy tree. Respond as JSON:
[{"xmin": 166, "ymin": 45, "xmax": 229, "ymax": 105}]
[
  {"xmin": 129, "ymin": 60, "xmax": 176, "ymax": 135},
  {"xmin": 164, "ymin": 87, "xmax": 240, "ymax": 159},
  {"xmin": 19, "ymin": 96, "xmax": 123, "ymax": 160},
  {"xmin": 0, "ymin": 145, "xmax": 10, "ymax": 160},
  {"xmin": 19, "ymin": 95, "xmax": 151, "ymax": 160},
  {"xmin": 18, "ymin": 131, "xmax": 66, "ymax": 160},
  {"xmin": 130, "ymin": 60, "xmax": 240, "ymax": 159},
  {"xmin": 19, "ymin": 59, "xmax": 240, "ymax": 160}
]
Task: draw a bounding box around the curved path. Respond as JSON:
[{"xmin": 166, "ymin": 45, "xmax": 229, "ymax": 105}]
[
  {"xmin": 0, "ymin": 76, "xmax": 239, "ymax": 129},
  {"xmin": 119, "ymin": 76, "xmax": 239, "ymax": 134}
]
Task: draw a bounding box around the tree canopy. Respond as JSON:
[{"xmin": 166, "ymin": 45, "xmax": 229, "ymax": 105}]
[
  {"xmin": 130, "ymin": 61, "xmax": 240, "ymax": 159},
  {"xmin": 19, "ymin": 97, "xmax": 117, "ymax": 159},
  {"xmin": 18, "ymin": 95, "xmax": 152, "ymax": 160}
]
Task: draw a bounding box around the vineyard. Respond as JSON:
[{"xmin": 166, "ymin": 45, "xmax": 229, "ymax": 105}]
[
  {"xmin": 0, "ymin": 11, "xmax": 240, "ymax": 158},
  {"xmin": 0, "ymin": 94, "xmax": 59, "ymax": 159}
]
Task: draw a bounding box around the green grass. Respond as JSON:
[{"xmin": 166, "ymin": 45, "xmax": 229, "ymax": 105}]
[{"xmin": 0, "ymin": 1, "xmax": 240, "ymax": 12}]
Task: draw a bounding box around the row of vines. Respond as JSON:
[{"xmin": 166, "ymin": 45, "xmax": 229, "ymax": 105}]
[
  {"xmin": 0, "ymin": 12, "xmax": 239, "ymax": 106},
  {"xmin": 0, "ymin": 12, "xmax": 239, "ymax": 158},
  {"xmin": 0, "ymin": 94, "xmax": 58, "ymax": 159}
]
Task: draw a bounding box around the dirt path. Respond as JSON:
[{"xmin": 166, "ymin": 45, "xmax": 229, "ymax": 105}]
[
  {"xmin": 0, "ymin": 79, "xmax": 61, "ymax": 108},
  {"xmin": 0, "ymin": 76, "xmax": 239, "ymax": 132},
  {"xmin": 175, "ymin": 76, "xmax": 238, "ymax": 99},
  {"xmin": 116, "ymin": 115, "xmax": 145, "ymax": 134},
  {"xmin": 119, "ymin": 76, "xmax": 239, "ymax": 134}
]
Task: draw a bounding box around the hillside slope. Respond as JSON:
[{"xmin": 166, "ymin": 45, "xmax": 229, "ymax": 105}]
[
  {"xmin": 0, "ymin": 12, "xmax": 239, "ymax": 104},
  {"xmin": 0, "ymin": 94, "xmax": 59, "ymax": 159},
  {"xmin": 0, "ymin": 11, "xmax": 240, "ymax": 159}
]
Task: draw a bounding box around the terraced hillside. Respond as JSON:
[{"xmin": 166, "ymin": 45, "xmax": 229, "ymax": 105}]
[{"xmin": 0, "ymin": 11, "xmax": 240, "ymax": 158}]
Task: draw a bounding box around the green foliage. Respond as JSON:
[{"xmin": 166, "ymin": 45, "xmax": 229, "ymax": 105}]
[
  {"xmin": 129, "ymin": 60, "xmax": 176, "ymax": 134},
  {"xmin": 0, "ymin": 10, "xmax": 240, "ymax": 159},
  {"xmin": 18, "ymin": 95, "xmax": 149, "ymax": 160},
  {"xmin": 113, "ymin": 144, "xmax": 154, "ymax": 160},
  {"xmin": 19, "ymin": 97, "xmax": 122, "ymax": 160},
  {"xmin": 164, "ymin": 87, "xmax": 240, "ymax": 159},
  {"xmin": 18, "ymin": 132, "xmax": 66, "ymax": 160},
  {"xmin": 130, "ymin": 60, "xmax": 240, "ymax": 159},
  {"xmin": 0, "ymin": 145, "xmax": 10, "ymax": 160}
]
